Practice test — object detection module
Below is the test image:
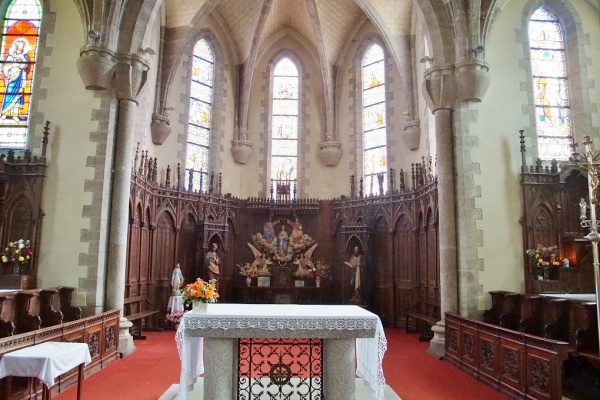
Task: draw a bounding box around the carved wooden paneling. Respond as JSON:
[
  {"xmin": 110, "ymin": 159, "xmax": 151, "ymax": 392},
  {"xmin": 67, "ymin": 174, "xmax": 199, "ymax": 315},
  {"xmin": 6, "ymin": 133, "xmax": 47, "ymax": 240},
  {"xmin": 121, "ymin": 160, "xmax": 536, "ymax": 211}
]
[
  {"xmin": 127, "ymin": 166, "xmax": 439, "ymax": 327},
  {"xmin": 446, "ymin": 312, "xmax": 568, "ymax": 400},
  {"xmin": 0, "ymin": 310, "xmax": 119, "ymax": 400},
  {"xmin": 154, "ymin": 213, "xmax": 176, "ymax": 281},
  {"xmin": 393, "ymin": 215, "xmax": 415, "ymax": 326}
]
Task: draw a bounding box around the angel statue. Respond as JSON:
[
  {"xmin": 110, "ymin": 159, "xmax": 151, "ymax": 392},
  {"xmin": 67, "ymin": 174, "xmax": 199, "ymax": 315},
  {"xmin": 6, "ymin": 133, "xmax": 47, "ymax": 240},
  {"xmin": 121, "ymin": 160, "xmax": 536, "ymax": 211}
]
[
  {"xmin": 247, "ymin": 243, "xmax": 273, "ymax": 276},
  {"xmin": 293, "ymin": 243, "xmax": 318, "ymax": 278}
]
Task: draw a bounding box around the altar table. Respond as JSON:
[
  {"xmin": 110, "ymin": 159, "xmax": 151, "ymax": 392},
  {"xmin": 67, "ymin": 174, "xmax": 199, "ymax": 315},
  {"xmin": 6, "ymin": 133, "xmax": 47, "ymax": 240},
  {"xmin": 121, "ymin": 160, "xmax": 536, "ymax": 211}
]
[
  {"xmin": 0, "ymin": 341, "xmax": 92, "ymax": 399},
  {"xmin": 176, "ymin": 303, "xmax": 387, "ymax": 400}
]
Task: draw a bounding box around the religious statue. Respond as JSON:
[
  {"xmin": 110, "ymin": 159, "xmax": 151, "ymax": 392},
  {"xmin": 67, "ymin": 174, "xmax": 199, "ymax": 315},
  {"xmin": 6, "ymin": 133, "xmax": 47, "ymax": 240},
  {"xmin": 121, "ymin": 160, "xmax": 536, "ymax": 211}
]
[
  {"xmin": 1, "ymin": 38, "xmax": 31, "ymax": 122},
  {"xmin": 293, "ymin": 243, "xmax": 318, "ymax": 278},
  {"xmin": 287, "ymin": 216, "xmax": 304, "ymax": 246},
  {"xmin": 580, "ymin": 197, "xmax": 588, "ymax": 220},
  {"xmin": 344, "ymin": 245, "xmax": 364, "ymax": 304},
  {"xmin": 205, "ymin": 242, "xmax": 221, "ymax": 282},
  {"xmin": 171, "ymin": 263, "xmax": 184, "ymax": 294},
  {"xmin": 247, "ymin": 243, "xmax": 273, "ymax": 276},
  {"xmin": 278, "ymin": 225, "xmax": 289, "ymax": 257},
  {"xmin": 263, "ymin": 215, "xmax": 275, "ymax": 243}
]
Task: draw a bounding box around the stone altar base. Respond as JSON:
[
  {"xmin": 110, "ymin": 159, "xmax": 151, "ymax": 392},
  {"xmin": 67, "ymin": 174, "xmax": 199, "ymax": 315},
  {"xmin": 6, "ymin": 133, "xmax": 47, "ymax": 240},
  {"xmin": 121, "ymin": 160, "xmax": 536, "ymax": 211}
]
[{"xmin": 159, "ymin": 378, "xmax": 402, "ymax": 400}]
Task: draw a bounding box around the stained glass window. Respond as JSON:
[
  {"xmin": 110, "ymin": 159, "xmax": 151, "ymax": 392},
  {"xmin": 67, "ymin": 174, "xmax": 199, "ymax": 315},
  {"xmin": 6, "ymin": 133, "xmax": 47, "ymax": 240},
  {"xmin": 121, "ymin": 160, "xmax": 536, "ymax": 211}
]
[
  {"xmin": 271, "ymin": 57, "xmax": 298, "ymax": 183},
  {"xmin": 187, "ymin": 38, "xmax": 214, "ymax": 192},
  {"xmin": 362, "ymin": 43, "xmax": 387, "ymax": 194},
  {"xmin": 0, "ymin": 0, "xmax": 41, "ymax": 148},
  {"xmin": 528, "ymin": 7, "xmax": 572, "ymax": 160}
]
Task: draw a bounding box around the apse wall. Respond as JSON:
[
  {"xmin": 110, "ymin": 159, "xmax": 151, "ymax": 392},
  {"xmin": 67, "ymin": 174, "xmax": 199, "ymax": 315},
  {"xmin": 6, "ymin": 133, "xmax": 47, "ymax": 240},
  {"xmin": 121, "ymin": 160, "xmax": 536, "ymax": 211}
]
[{"xmin": 34, "ymin": 1, "xmax": 105, "ymax": 307}]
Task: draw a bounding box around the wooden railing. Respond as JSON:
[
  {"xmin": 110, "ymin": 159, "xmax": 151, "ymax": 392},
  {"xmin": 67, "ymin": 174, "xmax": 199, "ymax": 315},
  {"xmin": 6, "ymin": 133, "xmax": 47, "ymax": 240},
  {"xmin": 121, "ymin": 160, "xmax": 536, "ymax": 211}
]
[
  {"xmin": 0, "ymin": 310, "xmax": 119, "ymax": 399},
  {"xmin": 446, "ymin": 312, "xmax": 569, "ymax": 400}
]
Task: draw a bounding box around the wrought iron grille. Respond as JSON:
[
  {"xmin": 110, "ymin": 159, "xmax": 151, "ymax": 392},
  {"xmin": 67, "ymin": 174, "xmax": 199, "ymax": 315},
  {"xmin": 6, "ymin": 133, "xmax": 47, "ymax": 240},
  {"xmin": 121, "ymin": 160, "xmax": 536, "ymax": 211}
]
[{"xmin": 237, "ymin": 338, "xmax": 323, "ymax": 399}]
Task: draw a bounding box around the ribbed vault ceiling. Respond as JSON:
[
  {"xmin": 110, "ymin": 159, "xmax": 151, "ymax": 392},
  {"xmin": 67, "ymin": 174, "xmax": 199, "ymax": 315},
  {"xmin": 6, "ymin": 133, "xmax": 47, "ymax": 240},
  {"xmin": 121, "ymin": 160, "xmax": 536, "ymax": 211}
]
[{"xmin": 164, "ymin": 0, "xmax": 413, "ymax": 66}]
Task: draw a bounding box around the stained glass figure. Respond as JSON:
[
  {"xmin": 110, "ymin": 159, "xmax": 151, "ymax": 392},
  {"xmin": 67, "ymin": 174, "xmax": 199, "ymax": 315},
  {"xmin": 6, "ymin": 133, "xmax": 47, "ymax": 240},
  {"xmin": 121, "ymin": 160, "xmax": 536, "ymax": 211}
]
[
  {"xmin": 271, "ymin": 57, "xmax": 298, "ymax": 182},
  {"xmin": 529, "ymin": 7, "xmax": 572, "ymax": 160},
  {"xmin": 187, "ymin": 38, "xmax": 214, "ymax": 192},
  {"xmin": 362, "ymin": 43, "xmax": 387, "ymax": 195},
  {"xmin": 0, "ymin": 0, "xmax": 41, "ymax": 148}
]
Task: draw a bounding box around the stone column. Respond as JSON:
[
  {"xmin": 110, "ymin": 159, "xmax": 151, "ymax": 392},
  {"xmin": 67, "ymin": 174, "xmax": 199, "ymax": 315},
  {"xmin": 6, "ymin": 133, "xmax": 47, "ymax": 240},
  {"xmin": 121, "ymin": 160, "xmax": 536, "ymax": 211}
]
[
  {"xmin": 204, "ymin": 338, "xmax": 235, "ymax": 400},
  {"xmin": 422, "ymin": 65, "xmax": 458, "ymax": 359},
  {"xmin": 323, "ymin": 338, "xmax": 355, "ymax": 400},
  {"xmin": 106, "ymin": 54, "xmax": 149, "ymax": 357}
]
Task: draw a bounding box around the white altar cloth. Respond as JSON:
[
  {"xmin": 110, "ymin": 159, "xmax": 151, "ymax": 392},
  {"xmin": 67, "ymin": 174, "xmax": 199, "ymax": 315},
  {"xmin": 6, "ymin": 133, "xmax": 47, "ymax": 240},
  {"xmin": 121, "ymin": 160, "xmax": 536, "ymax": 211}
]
[
  {"xmin": 176, "ymin": 303, "xmax": 387, "ymax": 400},
  {"xmin": 0, "ymin": 341, "xmax": 91, "ymax": 387}
]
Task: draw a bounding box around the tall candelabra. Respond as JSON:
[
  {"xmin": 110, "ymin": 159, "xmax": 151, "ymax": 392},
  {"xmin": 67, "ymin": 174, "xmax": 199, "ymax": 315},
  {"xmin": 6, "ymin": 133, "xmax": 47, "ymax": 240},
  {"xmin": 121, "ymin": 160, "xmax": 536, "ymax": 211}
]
[{"xmin": 576, "ymin": 135, "xmax": 600, "ymax": 354}]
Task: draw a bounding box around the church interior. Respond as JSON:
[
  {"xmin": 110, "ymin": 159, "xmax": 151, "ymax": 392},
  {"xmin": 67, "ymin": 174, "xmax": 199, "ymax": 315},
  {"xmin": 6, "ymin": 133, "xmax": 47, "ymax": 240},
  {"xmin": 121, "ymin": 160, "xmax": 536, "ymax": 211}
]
[{"xmin": 0, "ymin": 0, "xmax": 598, "ymax": 399}]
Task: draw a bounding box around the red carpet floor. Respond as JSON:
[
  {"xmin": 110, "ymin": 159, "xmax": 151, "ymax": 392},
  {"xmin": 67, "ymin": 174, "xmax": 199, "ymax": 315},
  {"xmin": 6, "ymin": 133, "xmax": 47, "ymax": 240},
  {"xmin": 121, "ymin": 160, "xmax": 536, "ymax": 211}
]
[{"xmin": 54, "ymin": 328, "xmax": 509, "ymax": 400}]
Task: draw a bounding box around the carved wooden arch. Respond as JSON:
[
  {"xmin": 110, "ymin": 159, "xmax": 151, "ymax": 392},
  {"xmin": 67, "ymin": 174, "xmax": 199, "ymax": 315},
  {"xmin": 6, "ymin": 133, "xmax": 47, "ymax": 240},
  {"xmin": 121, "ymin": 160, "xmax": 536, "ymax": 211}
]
[
  {"xmin": 345, "ymin": 234, "xmax": 364, "ymax": 253},
  {"xmin": 4, "ymin": 195, "xmax": 34, "ymax": 243},
  {"xmin": 531, "ymin": 203, "xmax": 558, "ymax": 248},
  {"xmin": 178, "ymin": 204, "xmax": 200, "ymax": 231},
  {"xmin": 154, "ymin": 203, "xmax": 178, "ymax": 231},
  {"xmin": 391, "ymin": 206, "xmax": 414, "ymax": 234}
]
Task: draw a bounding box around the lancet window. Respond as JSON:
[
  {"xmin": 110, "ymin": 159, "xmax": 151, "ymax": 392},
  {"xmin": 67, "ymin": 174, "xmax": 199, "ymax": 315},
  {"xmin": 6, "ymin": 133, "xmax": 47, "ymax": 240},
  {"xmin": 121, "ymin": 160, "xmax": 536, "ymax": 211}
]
[
  {"xmin": 361, "ymin": 43, "xmax": 387, "ymax": 194},
  {"xmin": 528, "ymin": 7, "xmax": 572, "ymax": 160},
  {"xmin": 271, "ymin": 57, "xmax": 298, "ymax": 191},
  {"xmin": 187, "ymin": 38, "xmax": 214, "ymax": 192},
  {"xmin": 0, "ymin": 0, "xmax": 41, "ymax": 148}
]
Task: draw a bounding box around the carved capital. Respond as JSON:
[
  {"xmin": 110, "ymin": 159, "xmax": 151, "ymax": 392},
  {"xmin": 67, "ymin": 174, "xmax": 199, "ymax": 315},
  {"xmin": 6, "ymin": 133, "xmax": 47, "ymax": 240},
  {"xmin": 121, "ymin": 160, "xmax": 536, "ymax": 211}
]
[
  {"xmin": 402, "ymin": 120, "xmax": 420, "ymax": 151},
  {"xmin": 230, "ymin": 140, "xmax": 253, "ymax": 164},
  {"xmin": 455, "ymin": 59, "xmax": 491, "ymax": 102},
  {"xmin": 113, "ymin": 54, "xmax": 149, "ymax": 104},
  {"xmin": 76, "ymin": 45, "xmax": 117, "ymax": 90},
  {"xmin": 151, "ymin": 113, "xmax": 171, "ymax": 145},
  {"xmin": 317, "ymin": 141, "xmax": 342, "ymax": 166},
  {"xmin": 423, "ymin": 64, "xmax": 456, "ymax": 113}
]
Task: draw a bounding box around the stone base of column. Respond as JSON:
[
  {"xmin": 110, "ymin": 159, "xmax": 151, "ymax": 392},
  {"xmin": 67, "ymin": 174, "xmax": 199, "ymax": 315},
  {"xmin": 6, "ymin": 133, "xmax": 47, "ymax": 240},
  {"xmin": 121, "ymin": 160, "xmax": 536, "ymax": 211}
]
[
  {"xmin": 427, "ymin": 319, "xmax": 445, "ymax": 360},
  {"xmin": 118, "ymin": 317, "xmax": 136, "ymax": 358}
]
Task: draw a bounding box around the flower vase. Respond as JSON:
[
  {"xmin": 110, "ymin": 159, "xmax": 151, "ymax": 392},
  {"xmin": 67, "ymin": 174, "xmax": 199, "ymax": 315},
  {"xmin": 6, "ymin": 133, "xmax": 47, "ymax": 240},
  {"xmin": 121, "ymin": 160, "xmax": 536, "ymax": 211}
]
[
  {"xmin": 245, "ymin": 276, "xmax": 252, "ymax": 287},
  {"xmin": 191, "ymin": 301, "xmax": 207, "ymax": 314},
  {"xmin": 543, "ymin": 266, "xmax": 550, "ymax": 281},
  {"xmin": 315, "ymin": 276, "xmax": 321, "ymax": 288}
]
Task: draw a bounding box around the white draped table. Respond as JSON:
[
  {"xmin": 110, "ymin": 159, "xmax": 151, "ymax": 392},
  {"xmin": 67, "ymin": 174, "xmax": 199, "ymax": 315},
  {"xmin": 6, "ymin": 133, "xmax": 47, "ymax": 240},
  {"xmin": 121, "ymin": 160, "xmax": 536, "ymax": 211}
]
[
  {"xmin": 176, "ymin": 303, "xmax": 387, "ymax": 400},
  {"xmin": 0, "ymin": 341, "xmax": 92, "ymax": 399}
]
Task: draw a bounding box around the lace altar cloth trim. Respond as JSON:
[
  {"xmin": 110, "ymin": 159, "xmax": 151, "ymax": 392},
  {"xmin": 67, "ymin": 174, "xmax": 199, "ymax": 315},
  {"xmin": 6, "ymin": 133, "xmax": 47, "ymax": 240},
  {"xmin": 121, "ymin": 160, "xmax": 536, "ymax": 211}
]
[{"xmin": 180, "ymin": 315, "xmax": 378, "ymax": 331}]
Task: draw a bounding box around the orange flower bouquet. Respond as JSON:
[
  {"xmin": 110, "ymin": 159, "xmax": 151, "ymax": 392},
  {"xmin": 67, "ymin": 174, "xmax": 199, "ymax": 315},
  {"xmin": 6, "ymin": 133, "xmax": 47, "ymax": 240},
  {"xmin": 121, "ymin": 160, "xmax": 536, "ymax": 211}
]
[{"xmin": 181, "ymin": 278, "xmax": 219, "ymax": 309}]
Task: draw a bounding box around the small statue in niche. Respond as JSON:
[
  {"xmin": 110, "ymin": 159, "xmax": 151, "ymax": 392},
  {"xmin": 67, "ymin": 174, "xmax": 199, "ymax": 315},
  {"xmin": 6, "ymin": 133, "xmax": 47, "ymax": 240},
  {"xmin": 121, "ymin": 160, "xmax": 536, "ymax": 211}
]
[{"xmin": 263, "ymin": 215, "xmax": 275, "ymax": 244}]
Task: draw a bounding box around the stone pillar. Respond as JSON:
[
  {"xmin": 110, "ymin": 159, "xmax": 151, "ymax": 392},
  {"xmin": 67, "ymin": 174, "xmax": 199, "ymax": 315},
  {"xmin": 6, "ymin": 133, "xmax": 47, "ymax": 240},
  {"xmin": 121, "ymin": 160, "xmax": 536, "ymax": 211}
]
[
  {"xmin": 422, "ymin": 65, "xmax": 458, "ymax": 359},
  {"xmin": 204, "ymin": 338, "xmax": 236, "ymax": 400},
  {"xmin": 323, "ymin": 338, "xmax": 355, "ymax": 400},
  {"xmin": 106, "ymin": 54, "xmax": 149, "ymax": 357}
]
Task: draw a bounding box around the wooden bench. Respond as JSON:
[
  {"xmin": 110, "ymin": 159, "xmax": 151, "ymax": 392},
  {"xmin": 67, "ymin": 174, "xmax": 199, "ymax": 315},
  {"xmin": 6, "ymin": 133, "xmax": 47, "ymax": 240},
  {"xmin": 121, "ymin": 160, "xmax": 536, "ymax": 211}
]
[
  {"xmin": 124, "ymin": 295, "xmax": 160, "ymax": 340},
  {"xmin": 405, "ymin": 300, "xmax": 440, "ymax": 341}
]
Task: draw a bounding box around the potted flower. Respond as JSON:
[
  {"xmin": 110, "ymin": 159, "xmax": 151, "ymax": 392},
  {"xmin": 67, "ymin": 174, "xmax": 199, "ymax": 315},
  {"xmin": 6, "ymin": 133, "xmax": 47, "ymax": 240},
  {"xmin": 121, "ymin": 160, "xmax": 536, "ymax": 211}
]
[
  {"xmin": 238, "ymin": 262, "xmax": 258, "ymax": 286},
  {"xmin": 165, "ymin": 310, "xmax": 185, "ymax": 328},
  {"xmin": 1, "ymin": 239, "xmax": 33, "ymax": 275},
  {"xmin": 312, "ymin": 259, "xmax": 330, "ymax": 287},
  {"xmin": 181, "ymin": 278, "xmax": 219, "ymax": 314},
  {"xmin": 526, "ymin": 244, "xmax": 560, "ymax": 280}
]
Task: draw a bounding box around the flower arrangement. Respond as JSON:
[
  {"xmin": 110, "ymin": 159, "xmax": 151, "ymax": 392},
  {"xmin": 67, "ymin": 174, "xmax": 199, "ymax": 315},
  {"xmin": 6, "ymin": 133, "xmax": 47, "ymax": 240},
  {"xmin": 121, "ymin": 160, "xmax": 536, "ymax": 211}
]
[
  {"xmin": 526, "ymin": 244, "xmax": 560, "ymax": 267},
  {"xmin": 1, "ymin": 239, "xmax": 32, "ymax": 274},
  {"xmin": 180, "ymin": 278, "xmax": 219, "ymax": 306},
  {"xmin": 238, "ymin": 262, "xmax": 258, "ymax": 278},
  {"xmin": 165, "ymin": 310, "xmax": 185, "ymax": 325},
  {"xmin": 314, "ymin": 259, "xmax": 330, "ymax": 278}
]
